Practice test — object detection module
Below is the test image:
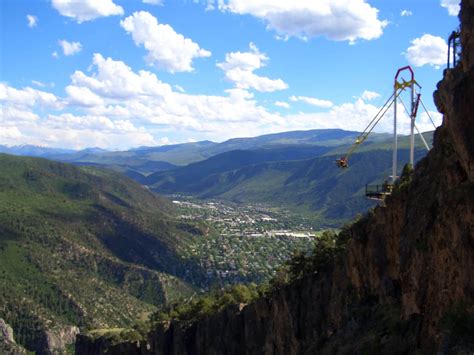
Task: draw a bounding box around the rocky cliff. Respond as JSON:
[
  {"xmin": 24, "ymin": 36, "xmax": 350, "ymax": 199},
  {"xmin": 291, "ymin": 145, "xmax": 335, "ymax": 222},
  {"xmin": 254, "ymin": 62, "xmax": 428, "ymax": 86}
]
[
  {"xmin": 1, "ymin": 319, "xmax": 27, "ymax": 355},
  {"xmin": 76, "ymin": 1, "xmax": 474, "ymax": 354}
]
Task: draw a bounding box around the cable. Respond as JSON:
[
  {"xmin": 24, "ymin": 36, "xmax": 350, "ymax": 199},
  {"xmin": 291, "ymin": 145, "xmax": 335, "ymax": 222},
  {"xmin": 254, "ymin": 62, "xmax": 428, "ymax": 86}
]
[
  {"xmin": 345, "ymin": 91, "xmax": 399, "ymax": 160},
  {"xmin": 359, "ymin": 92, "xmax": 395, "ymax": 137},
  {"xmin": 399, "ymin": 96, "xmax": 432, "ymax": 151},
  {"xmin": 414, "ymin": 123, "xmax": 431, "ymax": 151},
  {"xmin": 419, "ymin": 98, "xmax": 438, "ymax": 129}
]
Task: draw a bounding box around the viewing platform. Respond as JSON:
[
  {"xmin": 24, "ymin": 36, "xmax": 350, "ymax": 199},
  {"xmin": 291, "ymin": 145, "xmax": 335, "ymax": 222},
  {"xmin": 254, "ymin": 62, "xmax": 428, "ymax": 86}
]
[{"xmin": 365, "ymin": 184, "xmax": 394, "ymax": 201}]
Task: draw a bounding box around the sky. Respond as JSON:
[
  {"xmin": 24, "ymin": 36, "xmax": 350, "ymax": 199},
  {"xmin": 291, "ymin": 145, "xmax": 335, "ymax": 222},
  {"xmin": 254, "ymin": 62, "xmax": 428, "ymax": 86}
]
[{"xmin": 0, "ymin": 0, "xmax": 461, "ymax": 150}]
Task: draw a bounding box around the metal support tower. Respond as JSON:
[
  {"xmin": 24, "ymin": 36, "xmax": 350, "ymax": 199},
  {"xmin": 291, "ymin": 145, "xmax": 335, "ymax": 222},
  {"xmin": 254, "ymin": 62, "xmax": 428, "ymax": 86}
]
[
  {"xmin": 393, "ymin": 66, "xmax": 418, "ymax": 183},
  {"xmin": 410, "ymin": 79, "xmax": 415, "ymax": 167},
  {"xmin": 392, "ymin": 81, "xmax": 398, "ymax": 183}
]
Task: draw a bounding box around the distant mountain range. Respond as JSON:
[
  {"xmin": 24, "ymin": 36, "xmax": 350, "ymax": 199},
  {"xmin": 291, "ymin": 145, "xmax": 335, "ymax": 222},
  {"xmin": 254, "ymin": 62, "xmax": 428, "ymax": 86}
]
[
  {"xmin": 0, "ymin": 129, "xmax": 376, "ymax": 173},
  {"xmin": 1, "ymin": 129, "xmax": 433, "ymax": 226}
]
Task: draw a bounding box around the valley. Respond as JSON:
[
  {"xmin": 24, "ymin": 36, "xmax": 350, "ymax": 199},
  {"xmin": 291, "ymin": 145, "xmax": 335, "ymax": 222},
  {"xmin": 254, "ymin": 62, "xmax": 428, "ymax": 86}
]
[{"xmin": 173, "ymin": 197, "xmax": 321, "ymax": 285}]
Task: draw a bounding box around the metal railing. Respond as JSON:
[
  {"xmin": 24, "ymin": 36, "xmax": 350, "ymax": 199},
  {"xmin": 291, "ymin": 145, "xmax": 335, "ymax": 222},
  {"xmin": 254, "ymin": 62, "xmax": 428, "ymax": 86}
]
[
  {"xmin": 448, "ymin": 30, "xmax": 461, "ymax": 69},
  {"xmin": 365, "ymin": 184, "xmax": 393, "ymax": 197}
]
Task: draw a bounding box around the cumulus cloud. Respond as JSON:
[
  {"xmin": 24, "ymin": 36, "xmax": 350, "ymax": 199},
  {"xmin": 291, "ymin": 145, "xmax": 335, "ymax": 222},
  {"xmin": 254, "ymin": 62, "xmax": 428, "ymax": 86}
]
[
  {"xmin": 361, "ymin": 90, "xmax": 380, "ymax": 101},
  {"xmin": 400, "ymin": 10, "xmax": 412, "ymax": 17},
  {"xmin": 289, "ymin": 95, "xmax": 333, "ymax": 108},
  {"xmin": 217, "ymin": 43, "xmax": 288, "ymax": 92},
  {"xmin": 216, "ymin": 0, "xmax": 387, "ymax": 43},
  {"xmin": 0, "ymin": 54, "xmax": 285, "ymax": 148},
  {"xmin": 440, "ymin": 0, "xmax": 460, "ymax": 16},
  {"xmin": 66, "ymin": 86, "xmax": 104, "ymax": 106},
  {"xmin": 0, "ymin": 83, "xmax": 60, "ymax": 108},
  {"xmin": 0, "ymin": 85, "xmax": 156, "ymax": 149},
  {"xmin": 0, "ymin": 126, "xmax": 23, "ymax": 145},
  {"xmin": 59, "ymin": 40, "xmax": 82, "ymax": 56},
  {"xmin": 67, "ymin": 55, "xmax": 284, "ymax": 133},
  {"xmin": 405, "ymin": 34, "xmax": 448, "ymax": 68},
  {"xmin": 70, "ymin": 53, "xmax": 174, "ymax": 99},
  {"xmin": 26, "ymin": 15, "xmax": 38, "ymax": 28},
  {"xmin": 2, "ymin": 106, "xmax": 40, "ymax": 123},
  {"xmin": 274, "ymin": 101, "xmax": 290, "ymax": 109},
  {"xmin": 121, "ymin": 11, "xmax": 211, "ymax": 73},
  {"xmin": 0, "ymin": 51, "xmax": 440, "ymax": 149},
  {"xmin": 51, "ymin": 0, "xmax": 124, "ymax": 23}
]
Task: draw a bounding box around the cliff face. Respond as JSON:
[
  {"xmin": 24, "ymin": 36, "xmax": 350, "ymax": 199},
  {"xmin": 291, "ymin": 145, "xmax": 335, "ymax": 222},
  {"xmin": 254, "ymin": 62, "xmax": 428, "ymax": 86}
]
[{"xmin": 76, "ymin": 1, "xmax": 474, "ymax": 354}]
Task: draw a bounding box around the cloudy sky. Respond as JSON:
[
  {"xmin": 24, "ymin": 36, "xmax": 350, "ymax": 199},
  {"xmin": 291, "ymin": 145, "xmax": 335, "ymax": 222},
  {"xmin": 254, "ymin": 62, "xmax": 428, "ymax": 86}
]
[{"xmin": 0, "ymin": 0, "xmax": 460, "ymax": 149}]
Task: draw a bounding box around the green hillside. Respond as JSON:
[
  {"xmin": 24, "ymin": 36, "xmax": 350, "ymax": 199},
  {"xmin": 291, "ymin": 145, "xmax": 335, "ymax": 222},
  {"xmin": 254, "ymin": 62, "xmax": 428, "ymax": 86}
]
[
  {"xmin": 146, "ymin": 133, "xmax": 432, "ymax": 226},
  {"xmin": 0, "ymin": 154, "xmax": 201, "ymax": 353}
]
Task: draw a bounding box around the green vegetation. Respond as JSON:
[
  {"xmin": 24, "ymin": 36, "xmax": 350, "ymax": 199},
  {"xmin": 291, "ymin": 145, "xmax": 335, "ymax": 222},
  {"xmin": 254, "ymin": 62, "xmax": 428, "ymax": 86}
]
[
  {"xmin": 0, "ymin": 154, "xmax": 333, "ymax": 352},
  {"xmin": 183, "ymin": 233, "xmax": 314, "ymax": 284},
  {"xmin": 0, "ymin": 154, "xmax": 199, "ymax": 352},
  {"xmin": 86, "ymin": 328, "xmax": 142, "ymax": 346},
  {"xmin": 174, "ymin": 198, "xmax": 321, "ymax": 285},
  {"xmin": 148, "ymin": 229, "xmax": 349, "ymax": 327},
  {"xmin": 151, "ymin": 283, "xmax": 264, "ymax": 324},
  {"xmin": 270, "ymin": 229, "xmax": 349, "ymax": 287}
]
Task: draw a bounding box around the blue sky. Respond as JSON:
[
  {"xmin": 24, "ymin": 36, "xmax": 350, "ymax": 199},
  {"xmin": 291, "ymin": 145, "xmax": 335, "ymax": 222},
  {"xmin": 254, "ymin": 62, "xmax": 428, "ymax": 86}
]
[{"xmin": 0, "ymin": 0, "xmax": 460, "ymax": 149}]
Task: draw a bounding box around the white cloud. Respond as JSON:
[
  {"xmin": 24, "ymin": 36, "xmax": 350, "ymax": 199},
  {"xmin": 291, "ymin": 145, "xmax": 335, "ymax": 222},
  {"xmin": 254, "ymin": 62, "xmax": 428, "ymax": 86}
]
[
  {"xmin": 217, "ymin": 43, "xmax": 288, "ymax": 92},
  {"xmin": 274, "ymin": 101, "xmax": 290, "ymax": 109},
  {"xmin": 216, "ymin": 0, "xmax": 387, "ymax": 43},
  {"xmin": 143, "ymin": 0, "xmax": 163, "ymax": 5},
  {"xmin": 0, "ymin": 54, "xmax": 285, "ymax": 148},
  {"xmin": 2, "ymin": 106, "xmax": 40, "ymax": 123},
  {"xmin": 59, "ymin": 40, "xmax": 82, "ymax": 56},
  {"xmin": 361, "ymin": 90, "xmax": 380, "ymax": 101},
  {"xmin": 0, "ymin": 127, "xmax": 22, "ymax": 145},
  {"xmin": 70, "ymin": 53, "xmax": 174, "ymax": 99},
  {"xmin": 52, "ymin": 51, "xmax": 59, "ymax": 59},
  {"xmin": 66, "ymin": 86, "xmax": 104, "ymax": 107},
  {"xmin": 406, "ymin": 34, "xmax": 448, "ymax": 68},
  {"xmin": 1, "ymin": 51, "xmax": 440, "ymax": 150},
  {"xmin": 417, "ymin": 111, "xmax": 442, "ymax": 132},
  {"xmin": 121, "ymin": 11, "xmax": 211, "ymax": 73},
  {"xmin": 68, "ymin": 55, "xmax": 284, "ymax": 132},
  {"xmin": 51, "ymin": 0, "xmax": 124, "ymax": 23},
  {"xmin": 440, "ymin": 0, "xmax": 460, "ymax": 16},
  {"xmin": 0, "ymin": 83, "xmax": 60, "ymax": 108},
  {"xmin": 26, "ymin": 15, "xmax": 38, "ymax": 28},
  {"xmin": 400, "ymin": 10, "xmax": 412, "ymax": 17},
  {"xmin": 281, "ymin": 98, "xmax": 427, "ymax": 135},
  {"xmin": 289, "ymin": 95, "xmax": 333, "ymax": 108}
]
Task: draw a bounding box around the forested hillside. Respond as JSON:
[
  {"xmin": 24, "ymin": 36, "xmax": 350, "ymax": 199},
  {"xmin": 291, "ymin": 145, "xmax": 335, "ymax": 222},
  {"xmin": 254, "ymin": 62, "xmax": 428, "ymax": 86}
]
[{"xmin": 0, "ymin": 154, "xmax": 200, "ymax": 353}]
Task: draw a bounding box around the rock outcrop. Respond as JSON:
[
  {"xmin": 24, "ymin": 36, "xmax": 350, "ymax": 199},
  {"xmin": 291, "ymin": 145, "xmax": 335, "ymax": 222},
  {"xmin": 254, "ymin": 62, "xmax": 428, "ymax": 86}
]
[
  {"xmin": 0, "ymin": 319, "xmax": 27, "ymax": 355},
  {"xmin": 76, "ymin": 1, "xmax": 474, "ymax": 354},
  {"xmin": 44, "ymin": 326, "xmax": 80, "ymax": 354}
]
